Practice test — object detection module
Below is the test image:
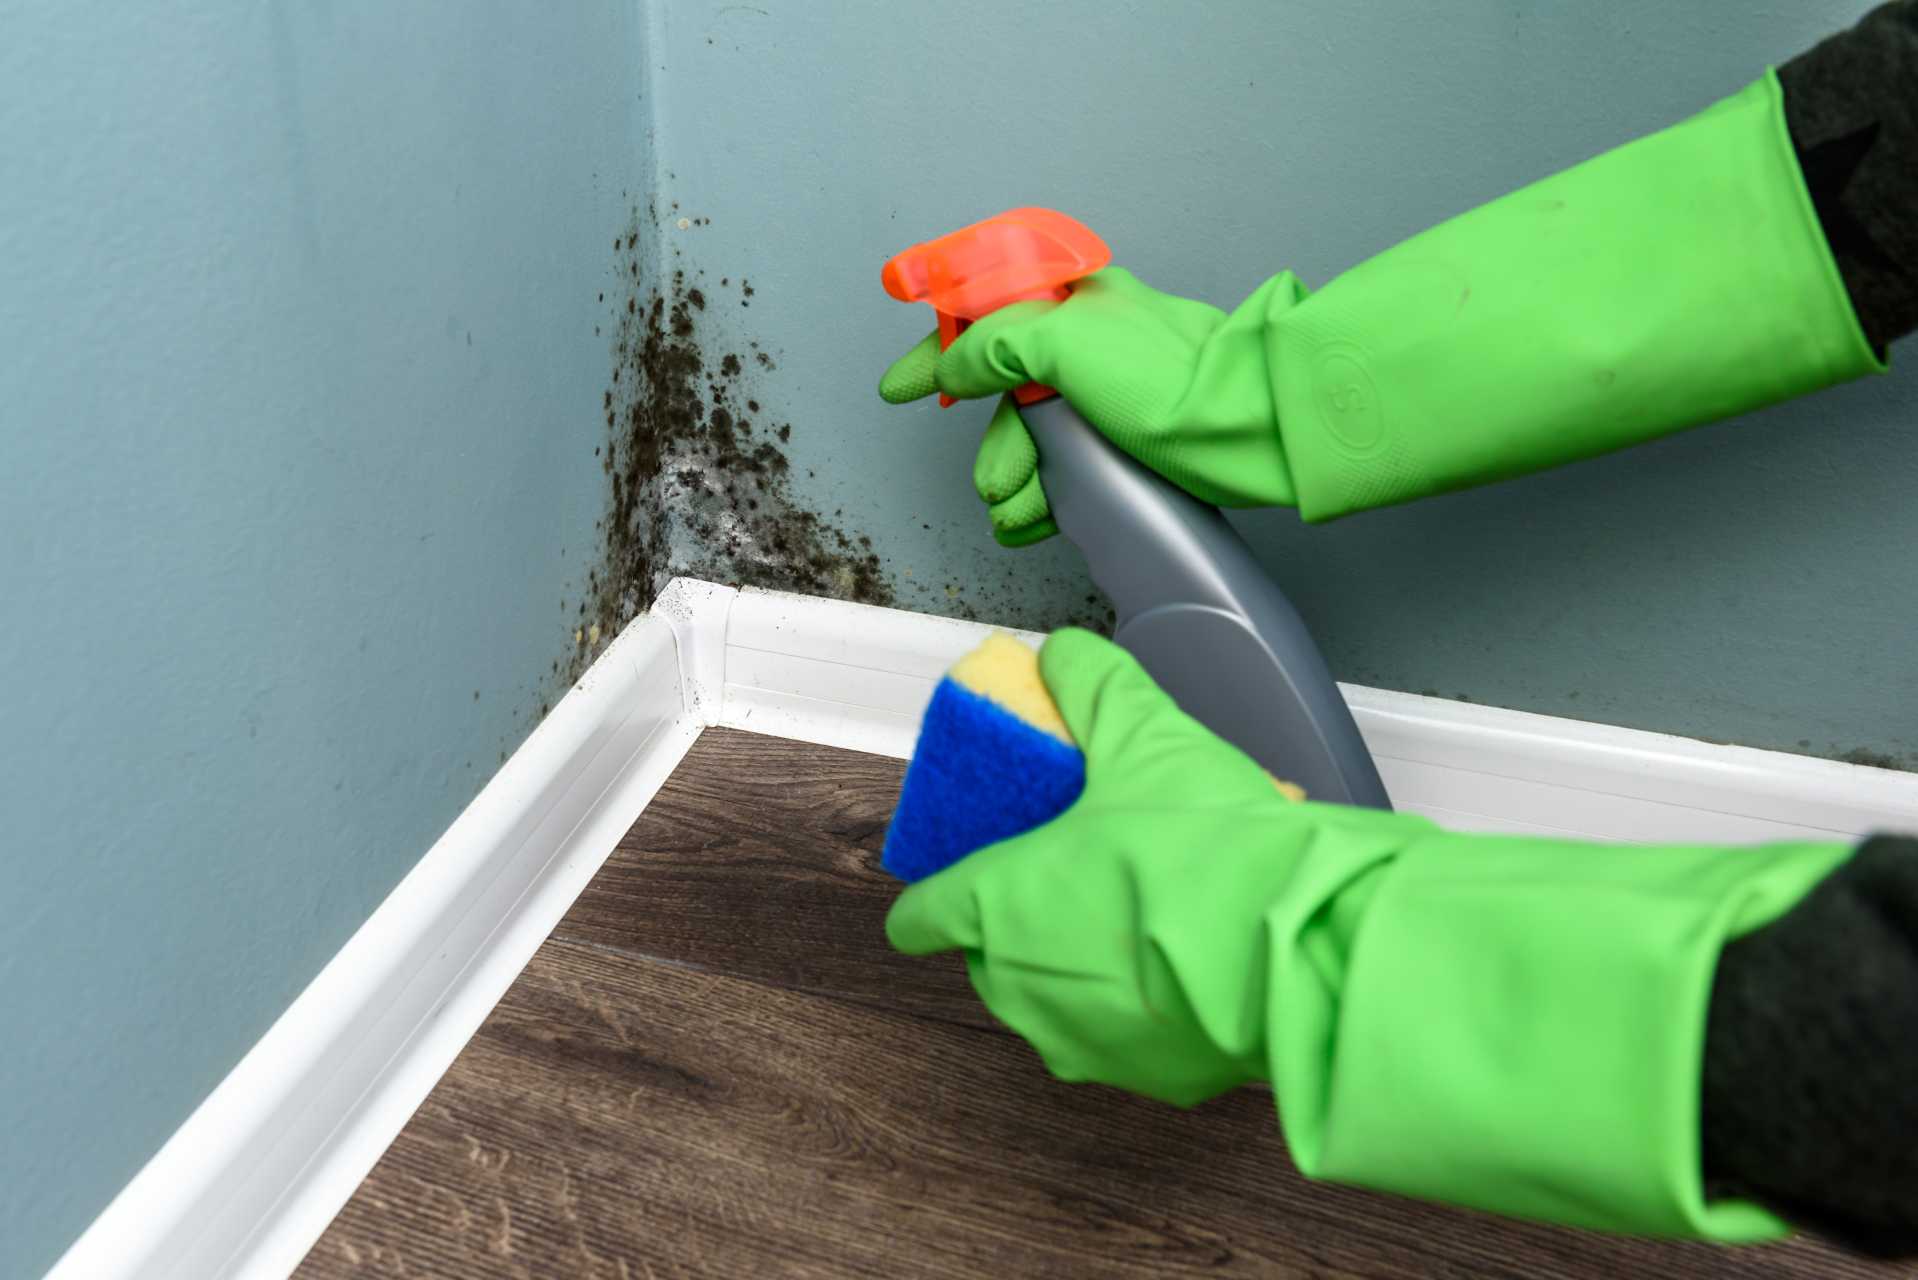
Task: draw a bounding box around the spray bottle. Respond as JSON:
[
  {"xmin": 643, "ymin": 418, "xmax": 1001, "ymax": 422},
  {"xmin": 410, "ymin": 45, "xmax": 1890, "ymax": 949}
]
[{"xmin": 883, "ymin": 208, "xmax": 1389, "ymax": 809}]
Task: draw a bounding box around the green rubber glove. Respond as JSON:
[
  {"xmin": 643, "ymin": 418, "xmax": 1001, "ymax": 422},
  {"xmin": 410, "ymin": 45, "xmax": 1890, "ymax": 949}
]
[
  {"xmin": 887, "ymin": 628, "xmax": 1852, "ymax": 1240},
  {"xmin": 881, "ymin": 269, "xmax": 1303, "ymax": 546},
  {"xmin": 881, "ymin": 72, "xmax": 1880, "ymax": 543}
]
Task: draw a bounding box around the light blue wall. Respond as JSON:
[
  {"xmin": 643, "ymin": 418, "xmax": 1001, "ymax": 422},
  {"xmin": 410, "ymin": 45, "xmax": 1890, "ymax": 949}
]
[
  {"xmin": 7, "ymin": 3, "xmax": 1917, "ymax": 1275},
  {"xmin": 659, "ymin": 0, "xmax": 1918, "ymax": 765},
  {"xmin": 0, "ymin": 5, "xmax": 642, "ymax": 1273}
]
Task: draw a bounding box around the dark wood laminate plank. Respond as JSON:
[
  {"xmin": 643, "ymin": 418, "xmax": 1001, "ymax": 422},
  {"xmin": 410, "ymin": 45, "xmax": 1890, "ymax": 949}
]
[
  {"xmin": 300, "ymin": 935, "xmax": 1892, "ymax": 1280},
  {"xmin": 301, "ymin": 729, "xmax": 1899, "ymax": 1278},
  {"xmin": 553, "ymin": 728, "xmax": 997, "ymax": 1032}
]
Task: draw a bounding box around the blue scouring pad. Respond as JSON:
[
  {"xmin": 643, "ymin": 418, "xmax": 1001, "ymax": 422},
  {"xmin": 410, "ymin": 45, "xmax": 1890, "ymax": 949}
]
[{"xmin": 882, "ymin": 635, "xmax": 1086, "ymax": 883}]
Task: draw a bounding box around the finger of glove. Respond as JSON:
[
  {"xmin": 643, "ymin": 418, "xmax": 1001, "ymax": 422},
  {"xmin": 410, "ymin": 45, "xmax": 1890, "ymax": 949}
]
[
  {"xmin": 1038, "ymin": 629, "xmax": 1187, "ymax": 764},
  {"xmin": 972, "ymin": 397, "xmax": 1038, "ymax": 504},
  {"xmin": 970, "ymin": 397, "xmax": 1053, "ymax": 544},
  {"xmin": 986, "ymin": 468, "xmax": 1052, "ymax": 545},
  {"xmin": 1041, "ymin": 631, "xmax": 1288, "ymax": 800},
  {"xmin": 879, "ymin": 331, "xmax": 943, "ymax": 404},
  {"xmin": 949, "ymin": 280, "xmax": 1206, "ymax": 452},
  {"xmin": 884, "ymin": 832, "xmax": 1035, "ymax": 955},
  {"xmin": 933, "ymin": 298, "xmax": 1061, "ymax": 400},
  {"xmin": 937, "ymin": 268, "xmax": 1223, "ymax": 407},
  {"xmin": 992, "ymin": 506, "xmax": 1058, "ymax": 548}
]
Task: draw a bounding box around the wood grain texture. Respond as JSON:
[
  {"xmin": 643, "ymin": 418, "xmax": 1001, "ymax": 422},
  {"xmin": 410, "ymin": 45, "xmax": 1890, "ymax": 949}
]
[
  {"xmin": 300, "ymin": 729, "xmax": 1904, "ymax": 1279},
  {"xmin": 555, "ymin": 730, "xmax": 995, "ymax": 1032}
]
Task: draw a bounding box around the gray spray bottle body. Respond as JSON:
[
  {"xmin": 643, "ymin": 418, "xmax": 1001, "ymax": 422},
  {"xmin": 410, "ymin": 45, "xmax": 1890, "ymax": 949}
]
[{"xmin": 1019, "ymin": 396, "xmax": 1391, "ymax": 810}]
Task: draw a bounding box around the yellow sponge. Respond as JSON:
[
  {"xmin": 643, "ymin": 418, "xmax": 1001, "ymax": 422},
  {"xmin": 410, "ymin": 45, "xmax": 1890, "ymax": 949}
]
[
  {"xmin": 947, "ymin": 634, "xmax": 1073, "ymax": 744},
  {"xmin": 949, "ymin": 633, "xmax": 1305, "ymax": 801},
  {"xmin": 884, "ymin": 632, "xmax": 1306, "ymax": 883}
]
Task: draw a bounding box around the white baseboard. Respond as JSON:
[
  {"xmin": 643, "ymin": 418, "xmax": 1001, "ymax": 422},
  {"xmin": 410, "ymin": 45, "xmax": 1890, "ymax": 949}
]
[
  {"xmin": 714, "ymin": 585, "xmax": 1918, "ymax": 844},
  {"xmin": 46, "ymin": 580, "xmax": 730, "ymax": 1280},
  {"xmin": 48, "ymin": 577, "xmax": 1918, "ymax": 1279}
]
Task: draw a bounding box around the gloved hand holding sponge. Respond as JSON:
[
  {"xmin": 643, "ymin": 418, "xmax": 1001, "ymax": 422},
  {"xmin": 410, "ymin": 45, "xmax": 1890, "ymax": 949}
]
[
  {"xmin": 876, "ymin": 32, "xmax": 1918, "ymax": 1252},
  {"xmin": 882, "ymin": 73, "xmax": 1881, "ymax": 545},
  {"xmin": 884, "ymin": 629, "xmax": 1846, "ymax": 1243}
]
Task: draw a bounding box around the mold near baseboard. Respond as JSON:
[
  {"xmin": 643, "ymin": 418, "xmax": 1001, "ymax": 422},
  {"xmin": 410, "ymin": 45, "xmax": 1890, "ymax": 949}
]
[
  {"xmin": 1836, "ymin": 745, "xmax": 1914, "ymax": 772},
  {"xmin": 559, "ymin": 204, "xmax": 895, "ymax": 685}
]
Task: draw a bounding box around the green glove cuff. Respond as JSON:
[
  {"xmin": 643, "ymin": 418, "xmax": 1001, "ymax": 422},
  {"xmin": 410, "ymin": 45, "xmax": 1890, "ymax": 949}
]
[
  {"xmin": 1268, "ymin": 70, "xmax": 1885, "ymax": 522},
  {"xmin": 1270, "ymin": 828, "xmax": 1851, "ymax": 1240}
]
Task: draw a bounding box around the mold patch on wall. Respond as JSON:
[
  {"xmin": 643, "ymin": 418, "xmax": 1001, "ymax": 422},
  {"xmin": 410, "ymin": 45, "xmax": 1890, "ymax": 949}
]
[{"xmin": 560, "ymin": 206, "xmax": 894, "ymax": 683}]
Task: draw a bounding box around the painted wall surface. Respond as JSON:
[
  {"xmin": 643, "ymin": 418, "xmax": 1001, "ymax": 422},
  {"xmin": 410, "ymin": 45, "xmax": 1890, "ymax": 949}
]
[
  {"xmin": 0, "ymin": 5, "xmax": 641, "ymax": 1273},
  {"xmin": 6, "ymin": 2, "xmax": 1916, "ymax": 1273},
  {"xmin": 654, "ymin": 0, "xmax": 1917, "ymax": 767}
]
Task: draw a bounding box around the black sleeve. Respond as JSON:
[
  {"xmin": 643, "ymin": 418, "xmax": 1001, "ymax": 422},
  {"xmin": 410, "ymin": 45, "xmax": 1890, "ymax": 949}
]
[
  {"xmin": 1701, "ymin": 836, "xmax": 1918, "ymax": 1256},
  {"xmin": 1777, "ymin": 0, "xmax": 1918, "ymax": 353}
]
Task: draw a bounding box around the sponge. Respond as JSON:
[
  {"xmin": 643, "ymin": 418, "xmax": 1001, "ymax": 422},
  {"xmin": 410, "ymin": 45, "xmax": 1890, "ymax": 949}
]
[
  {"xmin": 881, "ymin": 635, "xmax": 1085, "ymax": 883},
  {"xmin": 881, "ymin": 634, "xmax": 1307, "ymax": 883}
]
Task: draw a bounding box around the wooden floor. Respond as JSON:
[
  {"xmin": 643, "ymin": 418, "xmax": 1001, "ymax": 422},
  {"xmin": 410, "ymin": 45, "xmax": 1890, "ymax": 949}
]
[{"xmin": 299, "ymin": 729, "xmax": 1899, "ymax": 1279}]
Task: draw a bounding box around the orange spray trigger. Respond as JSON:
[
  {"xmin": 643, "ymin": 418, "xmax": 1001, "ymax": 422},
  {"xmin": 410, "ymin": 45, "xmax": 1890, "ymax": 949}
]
[{"xmin": 882, "ymin": 207, "xmax": 1110, "ymax": 406}]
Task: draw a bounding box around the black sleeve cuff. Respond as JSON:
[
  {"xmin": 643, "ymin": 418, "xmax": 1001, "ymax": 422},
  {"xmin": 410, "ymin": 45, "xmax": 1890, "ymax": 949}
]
[
  {"xmin": 1777, "ymin": 0, "xmax": 1918, "ymax": 353},
  {"xmin": 1702, "ymin": 835, "xmax": 1918, "ymax": 1255}
]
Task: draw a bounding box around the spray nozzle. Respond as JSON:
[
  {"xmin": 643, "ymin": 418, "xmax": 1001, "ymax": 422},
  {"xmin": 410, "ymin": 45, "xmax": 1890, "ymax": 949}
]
[{"xmin": 882, "ymin": 207, "xmax": 1110, "ymax": 406}]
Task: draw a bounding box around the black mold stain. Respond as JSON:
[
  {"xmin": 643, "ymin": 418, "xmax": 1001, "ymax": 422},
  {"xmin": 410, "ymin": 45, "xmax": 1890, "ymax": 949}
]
[
  {"xmin": 1838, "ymin": 745, "xmax": 1910, "ymax": 771},
  {"xmin": 558, "ymin": 205, "xmax": 894, "ymax": 685},
  {"xmin": 894, "ymin": 548, "xmax": 1114, "ymax": 636}
]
